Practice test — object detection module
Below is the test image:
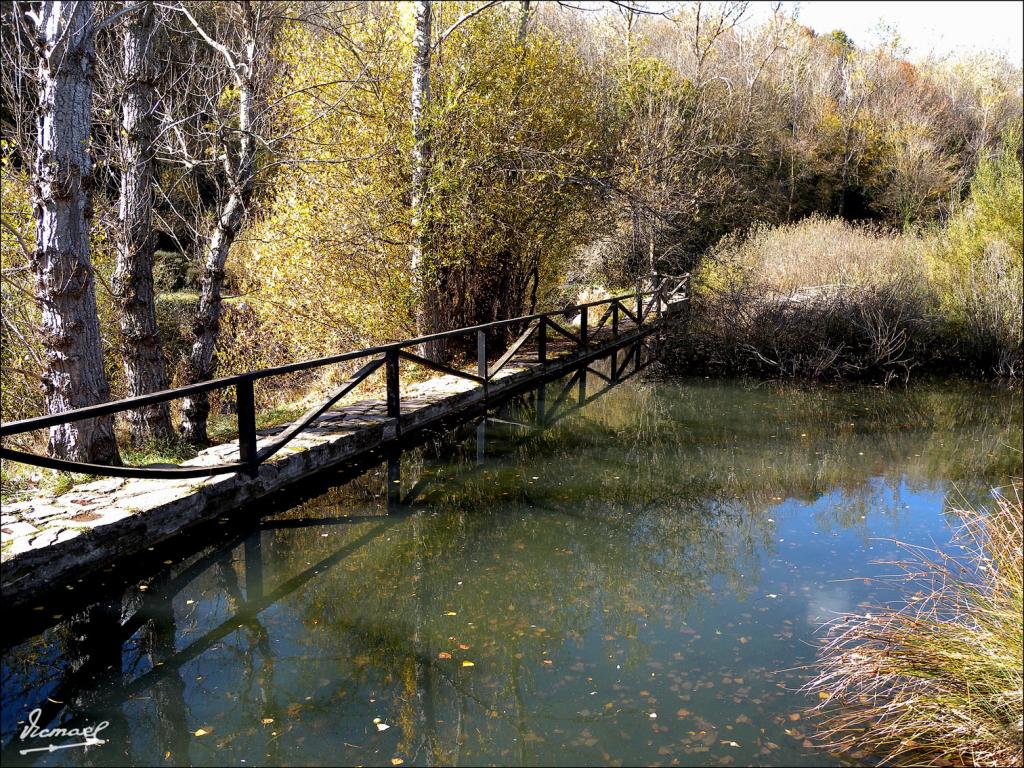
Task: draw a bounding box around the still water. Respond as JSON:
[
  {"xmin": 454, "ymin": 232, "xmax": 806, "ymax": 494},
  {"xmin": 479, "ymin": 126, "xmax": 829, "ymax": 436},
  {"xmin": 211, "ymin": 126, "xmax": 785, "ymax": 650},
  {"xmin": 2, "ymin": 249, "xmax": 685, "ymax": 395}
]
[{"xmin": 2, "ymin": 356, "xmax": 1021, "ymax": 767}]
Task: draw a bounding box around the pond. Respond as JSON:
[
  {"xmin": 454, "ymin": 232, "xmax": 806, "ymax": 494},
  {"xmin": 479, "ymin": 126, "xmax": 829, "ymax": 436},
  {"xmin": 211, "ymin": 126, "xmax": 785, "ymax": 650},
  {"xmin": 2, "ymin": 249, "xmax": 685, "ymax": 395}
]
[{"xmin": 2, "ymin": 357, "xmax": 1021, "ymax": 767}]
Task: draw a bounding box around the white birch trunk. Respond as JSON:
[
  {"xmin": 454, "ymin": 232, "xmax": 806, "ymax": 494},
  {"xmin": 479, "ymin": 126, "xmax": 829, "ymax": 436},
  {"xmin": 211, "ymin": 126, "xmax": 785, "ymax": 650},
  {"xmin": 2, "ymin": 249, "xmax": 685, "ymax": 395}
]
[
  {"xmin": 30, "ymin": 0, "xmax": 119, "ymax": 464},
  {"xmin": 410, "ymin": 0, "xmax": 444, "ymax": 360}
]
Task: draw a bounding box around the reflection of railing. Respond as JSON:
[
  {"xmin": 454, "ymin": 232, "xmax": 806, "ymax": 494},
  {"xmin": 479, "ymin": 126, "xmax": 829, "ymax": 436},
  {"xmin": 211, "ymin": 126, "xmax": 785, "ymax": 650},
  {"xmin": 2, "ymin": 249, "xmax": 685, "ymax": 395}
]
[
  {"xmin": 0, "ymin": 274, "xmax": 688, "ymax": 480},
  {"xmin": 0, "ymin": 341, "xmax": 657, "ymax": 746}
]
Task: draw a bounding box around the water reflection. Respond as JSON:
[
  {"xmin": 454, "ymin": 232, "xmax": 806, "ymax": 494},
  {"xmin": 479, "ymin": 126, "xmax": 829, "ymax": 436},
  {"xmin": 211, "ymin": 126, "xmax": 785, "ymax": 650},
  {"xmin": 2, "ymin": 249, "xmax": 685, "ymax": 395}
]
[{"xmin": 2, "ymin": 351, "xmax": 1020, "ymax": 767}]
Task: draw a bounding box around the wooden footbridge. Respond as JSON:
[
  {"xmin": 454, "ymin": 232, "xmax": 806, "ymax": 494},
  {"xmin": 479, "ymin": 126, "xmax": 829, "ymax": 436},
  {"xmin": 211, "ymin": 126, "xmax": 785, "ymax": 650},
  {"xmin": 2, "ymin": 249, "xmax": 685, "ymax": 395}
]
[
  {"xmin": 0, "ymin": 274, "xmax": 689, "ymax": 602},
  {"xmin": 0, "ymin": 332, "xmax": 657, "ymax": 757}
]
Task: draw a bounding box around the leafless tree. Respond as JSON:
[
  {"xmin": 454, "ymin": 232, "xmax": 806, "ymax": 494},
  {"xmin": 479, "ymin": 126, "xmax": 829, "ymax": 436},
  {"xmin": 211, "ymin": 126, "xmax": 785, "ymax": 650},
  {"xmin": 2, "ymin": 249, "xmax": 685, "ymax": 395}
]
[
  {"xmin": 157, "ymin": 0, "xmax": 272, "ymax": 443},
  {"xmin": 410, "ymin": 0, "xmax": 438, "ymax": 359},
  {"xmin": 156, "ymin": 1, "xmax": 375, "ymax": 442}
]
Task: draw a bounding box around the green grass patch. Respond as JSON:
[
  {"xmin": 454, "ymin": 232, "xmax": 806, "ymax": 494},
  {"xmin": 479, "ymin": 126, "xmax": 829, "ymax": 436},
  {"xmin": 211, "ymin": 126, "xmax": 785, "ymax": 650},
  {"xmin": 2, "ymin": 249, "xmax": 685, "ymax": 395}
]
[{"xmin": 120, "ymin": 437, "xmax": 199, "ymax": 467}]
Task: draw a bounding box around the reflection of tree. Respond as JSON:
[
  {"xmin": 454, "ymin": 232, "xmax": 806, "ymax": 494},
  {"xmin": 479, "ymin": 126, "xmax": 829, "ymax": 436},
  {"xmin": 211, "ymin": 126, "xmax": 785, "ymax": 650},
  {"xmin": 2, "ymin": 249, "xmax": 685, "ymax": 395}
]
[
  {"xmin": 2, "ymin": 375, "xmax": 1019, "ymax": 764},
  {"xmin": 239, "ymin": 374, "xmax": 1017, "ymax": 759},
  {"xmin": 65, "ymin": 603, "xmax": 131, "ymax": 766},
  {"xmin": 263, "ymin": 465, "xmax": 774, "ymax": 760},
  {"xmin": 139, "ymin": 597, "xmax": 189, "ymax": 765}
]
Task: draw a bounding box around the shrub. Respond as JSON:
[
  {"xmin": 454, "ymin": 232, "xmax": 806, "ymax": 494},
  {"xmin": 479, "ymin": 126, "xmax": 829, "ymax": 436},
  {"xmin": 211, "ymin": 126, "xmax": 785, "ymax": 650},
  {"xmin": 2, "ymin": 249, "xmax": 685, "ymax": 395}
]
[
  {"xmin": 153, "ymin": 249, "xmax": 200, "ymax": 293},
  {"xmin": 929, "ymin": 122, "xmax": 1023, "ymax": 377},
  {"xmin": 806, "ymin": 483, "xmax": 1023, "ymax": 767}
]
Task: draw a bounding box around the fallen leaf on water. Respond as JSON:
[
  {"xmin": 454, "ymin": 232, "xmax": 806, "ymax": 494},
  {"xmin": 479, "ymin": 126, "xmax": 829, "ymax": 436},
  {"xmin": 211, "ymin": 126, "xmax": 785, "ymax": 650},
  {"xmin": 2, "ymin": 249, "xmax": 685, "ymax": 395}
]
[
  {"xmin": 194, "ymin": 728, "xmax": 211, "ymax": 737},
  {"xmin": 376, "ymin": 723, "xmax": 391, "ymax": 732},
  {"xmin": 458, "ymin": 643, "xmax": 470, "ymax": 650},
  {"xmin": 462, "ymin": 660, "xmax": 475, "ymax": 667},
  {"xmin": 722, "ymin": 740, "xmax": 741, "ymax": 748},
  {"xmin": 803, "ymin": 739, "xmax": 814, "ymax": 748},
  {"xmin": 391, "ymin": 759, "xmax": 404, "ymax": 766},
  {"xmin": 261, "ymin": 718, "xmax": 274, "ymax": 725},
  {"xmin": 438, "ymin": 652, "xmax": 452, "ymax": 660},
  {"xmin": 444, "ymin": 611, "xmax": 457, "ymax": 616},
  {"xmin": 818, "ymin": 692, "xmax": 830, "ymax": 700},
  {"xmin": 788, "ymin": 713, "xmax": 801, "ymax": 721},
  {"xmin": 676, "ymin": 708, "xmax": 690, "ymax": 718},
  {"xmin": 542, "ymin": 659, "xmax": 553, "ymax": 666}
]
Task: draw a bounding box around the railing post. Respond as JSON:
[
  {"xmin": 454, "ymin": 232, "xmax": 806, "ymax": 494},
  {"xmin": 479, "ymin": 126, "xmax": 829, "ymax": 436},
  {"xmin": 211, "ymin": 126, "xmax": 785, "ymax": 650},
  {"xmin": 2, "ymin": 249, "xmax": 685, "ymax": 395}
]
[
  {"xmin": 236, "ymin": 378, "xmax": 258, "ymax": 476},
  {"xmin": 579, "ymin": 305, "xmax": 588, "ymax": 349},
  {"xmin": 385, "ymin": 348, "xmax": 401, "ymax": 434},
  {"xmin": 538, "ymin": 317, "xmax": 547, "ymax": 364},
  {"xmin": 477, "ymin": 330, "xmax": 488, "ymax": 397},
  {"xmin": 636, "ymin": 278, "xmax": 643, "ymax": 324},
  {"xmin": 612, "ymin": 300, "xmax": 619, "ymax": 337}
]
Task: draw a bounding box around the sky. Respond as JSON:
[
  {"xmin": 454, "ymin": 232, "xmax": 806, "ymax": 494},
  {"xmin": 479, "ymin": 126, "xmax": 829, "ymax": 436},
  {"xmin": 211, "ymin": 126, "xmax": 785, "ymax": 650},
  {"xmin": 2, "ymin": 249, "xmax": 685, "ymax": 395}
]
[{"xmin": 747, "ymin": 1, "xmax": 1024, "ymax": 63}]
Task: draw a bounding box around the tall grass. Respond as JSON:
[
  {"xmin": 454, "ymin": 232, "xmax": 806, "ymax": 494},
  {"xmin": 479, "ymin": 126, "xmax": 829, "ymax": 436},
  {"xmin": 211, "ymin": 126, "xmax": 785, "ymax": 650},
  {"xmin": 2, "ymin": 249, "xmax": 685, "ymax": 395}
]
[
  {"xmin": 674, "ymin": 216, "xmax": 938, "ymax": 381},
  {"xmin": 806, "ymin": 482, "xmax": 1024, "ymax": 767}
]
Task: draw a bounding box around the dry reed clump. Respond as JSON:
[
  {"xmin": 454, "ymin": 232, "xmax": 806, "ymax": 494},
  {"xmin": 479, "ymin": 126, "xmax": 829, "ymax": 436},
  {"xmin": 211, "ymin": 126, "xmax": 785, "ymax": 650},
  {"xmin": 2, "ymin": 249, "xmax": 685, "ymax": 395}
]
[
  {"xmin": 706, "ymin": 215, "xmax": 925, "ymax": 292},
  {"xmin": 805, "ymin": 482, "xmax": 1024, "ymax": 767},
  {"xmin": 673, "ymin": 216, "xmax": 938, "ymax": 382}
]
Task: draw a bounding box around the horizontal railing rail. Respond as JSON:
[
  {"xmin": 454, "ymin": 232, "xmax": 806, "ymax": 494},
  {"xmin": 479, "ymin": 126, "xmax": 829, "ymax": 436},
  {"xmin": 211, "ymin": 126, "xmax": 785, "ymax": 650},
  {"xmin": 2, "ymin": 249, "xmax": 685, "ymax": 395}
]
[{"xmin": 0, "ymin": 273, "xmax": 689, "ymax": 479}]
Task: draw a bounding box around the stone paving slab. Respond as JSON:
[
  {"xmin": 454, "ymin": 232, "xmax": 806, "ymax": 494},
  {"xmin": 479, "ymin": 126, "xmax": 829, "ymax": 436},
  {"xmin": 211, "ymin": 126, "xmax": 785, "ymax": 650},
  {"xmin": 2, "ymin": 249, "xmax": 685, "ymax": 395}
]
[{"xmin": 0, "ymin": 307, "xmax": 676, "ymax": 604}]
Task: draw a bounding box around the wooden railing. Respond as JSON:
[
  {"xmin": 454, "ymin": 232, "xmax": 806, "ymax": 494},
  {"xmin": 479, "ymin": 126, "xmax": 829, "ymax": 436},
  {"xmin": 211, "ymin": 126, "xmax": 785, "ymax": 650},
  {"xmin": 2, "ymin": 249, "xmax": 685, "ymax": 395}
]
[{"xmin": 0, "ymin": 274, "xmax": 689, "ymax": 480}]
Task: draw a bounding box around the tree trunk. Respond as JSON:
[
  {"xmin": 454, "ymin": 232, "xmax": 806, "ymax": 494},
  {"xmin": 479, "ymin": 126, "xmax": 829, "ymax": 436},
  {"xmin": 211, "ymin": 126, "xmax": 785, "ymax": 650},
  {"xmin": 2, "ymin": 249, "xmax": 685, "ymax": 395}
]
[
  {"xmin": 410, "ymin": 0, "xmax": 444, "ymax": 360},
  {"xmin": 517, "ymin": 1, "xmax": 532, "ymax": 44},
  {"xmin": 114, "ymin": 0, "xmax": 173, "ymax": 444},
  {"xmin": 178, "ymin": 182, "xmax": 251, "ymax": 444},
  {"xmin": 30, "ymin": 0, "xmax": 119, "ymax": 465},
  {"xmin": 648, "ymin": 219, "xmax": 656, "ymax": 273},
  {"xmin": 630, "ymin": 203, "xmax": 644, "ymax": 276},
  {"xmin": 178, "ymin": 69, "xmax": 255, "ymax": 445}
]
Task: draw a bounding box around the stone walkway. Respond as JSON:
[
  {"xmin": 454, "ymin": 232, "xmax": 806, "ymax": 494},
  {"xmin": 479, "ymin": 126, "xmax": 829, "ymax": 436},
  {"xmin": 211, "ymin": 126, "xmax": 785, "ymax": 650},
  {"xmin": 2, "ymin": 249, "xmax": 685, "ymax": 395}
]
[{"xmin": 1, "ymin": 304, "xmax": 681, "ymax": 604}]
